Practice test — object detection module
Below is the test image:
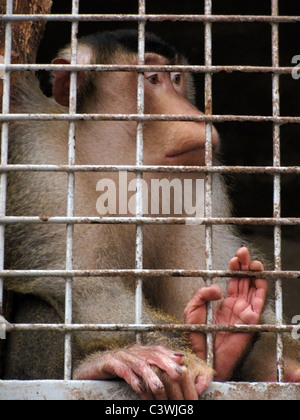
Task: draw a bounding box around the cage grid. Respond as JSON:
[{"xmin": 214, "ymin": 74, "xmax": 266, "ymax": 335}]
[{"xmin": 0, "ymin": 0, "xmax": 300, "ymax": 400}]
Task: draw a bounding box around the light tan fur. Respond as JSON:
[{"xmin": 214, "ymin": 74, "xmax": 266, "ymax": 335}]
[{"xmin": 3, "ymin": 33, "xmax": 299, "ymax": 383}]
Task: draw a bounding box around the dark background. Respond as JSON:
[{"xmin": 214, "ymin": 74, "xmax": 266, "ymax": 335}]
[{"xmin": 37, "ymin": 0, "xmax": 300, "ymax": 317}]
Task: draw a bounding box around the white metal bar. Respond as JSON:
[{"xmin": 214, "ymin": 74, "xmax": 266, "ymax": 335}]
[
  {"xmin": 204, "ymin": 0, "xmax": 214, "ymax": 369},
  {"xmin": 272, "ymin": 0, "xmax": 284, "ymax": 384},
  {"xmin": 0, "ymin": 380, "xmax": 299, "ymax": 401},
  {"xmin": 0, "ymin": 0, "xmax": 13, "ymax": 313},
  {"xmin": 1, "ymin": 216, "xmax": 300, "ymax": 227},
  {"xmin": 0, "ymin": 63, "xmax": 296, "ymax": 74},
  {"xmin": 135, "ymin": 0, "xmax": 146, "ymax": 340},
  {"xmin": 1, "ymin": 14, "xmax": 300, "ymax": 23},
  {"xmin": 0, "ymin": 113, "xmax": 300, "ymax": 124},
  {"xmin": 64, "ymin": 0, "xmax": 79, "ymax": 380},
  {"xmin": 2, "ymin": 323, "xmax": 298, "ymax": 334},
  {"xmin": 0, "ymin": 269, "xmax": 299, "ymax": 280},
  {"xmin": 1, "ymin": 165, "xmax": 300, "ymax": 175}
]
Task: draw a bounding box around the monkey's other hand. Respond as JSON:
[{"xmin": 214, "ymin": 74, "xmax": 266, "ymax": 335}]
[
  {"xmin": 73, "ymin": 345, "xmax": 213, "ymax": 400},
  {"xmin": 185, "ymin": 246, "xmax": 267, "ymax": 382}
]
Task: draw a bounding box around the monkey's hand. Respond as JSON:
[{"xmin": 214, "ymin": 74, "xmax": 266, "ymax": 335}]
[
  {"xmin": 185, "ymin": 246, "xmax": 267, "ymax": 382},
  {"xmin": 73, "ymin": 345, "xmax": 213, "ymax": 400}
]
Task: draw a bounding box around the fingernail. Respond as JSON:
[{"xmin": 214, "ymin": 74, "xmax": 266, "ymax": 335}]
[
  {"xmin": 176, "ymin": 366, "xmax": 184, "ymax": 375},
  {"xmin": 155, "ymin": 381, "xmax": 165, "ymax": 390}
]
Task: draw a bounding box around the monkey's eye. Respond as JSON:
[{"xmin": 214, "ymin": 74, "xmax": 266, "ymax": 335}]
[
  {"xmin": 171, "ymin": 73, "xmax": 182, "ymax": 85},
  {"xmin": 146, "ymin": 73, "xmax": 160, "ymax": 85}
]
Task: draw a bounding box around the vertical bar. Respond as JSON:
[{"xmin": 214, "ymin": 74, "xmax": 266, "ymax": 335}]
[
  {"xmin": 271, "ymin": 0, "xmax": 284, "ymax": 383},
  {"xmin": 64, "ymin": 0, "xmax": 79, "ymax": 380},
  {"xmin": 0, "ymin": 0, "xmax": 13, "ymax": 314},
  {"xmin": 135, "ymin": 0, "xmax": 146, "ymax": 342},
  {"xmin": 204, "ymin": 0, "xmax": 214, "ymax": 369}
]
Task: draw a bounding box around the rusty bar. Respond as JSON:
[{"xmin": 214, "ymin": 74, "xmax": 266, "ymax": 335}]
[
  {"xmin": 3, "ymin": 323, "xmax": 297, "ymax": 334},
  {"xmin": 272, "ymin": 0, "xmax": 284, "ymax": 384},
  {"xmin": 1, "ymin": 14, "xmax": 300, "ymax": 23},
  {"xmin": 135, "ymin": 0, "xmax": 146, "ymax": 342},
  {"xmin": 1, "ymin": 164, "xmax": 300, "ymax": 175},
  {"xmin": 0, "ymin": 63, "xmax": 296, "ymax": 74},
  {"xmin": 63, "ymin": 0, "xmax": 79, "ymax": 381},
  {"xmin": 0, "ymin": 0, "xmax": 13, "ymax": 314},
  {"xmin": 0, "ymin": 267, "xmax": 299, "ymax": 280},
  {"xmin": 1, "ymin": 113, "xmax": 300, "ymax": 124},
  {"xmin": 0, "ymin": 380, "xmax": 299, "ymax": 401},
  {"xmin": 204, "ymin": 0, "xmax": 214, "ymax": 369},
  {"xmin": 1, "ymin": 215, "xmax": 300, "ymax": 226}
]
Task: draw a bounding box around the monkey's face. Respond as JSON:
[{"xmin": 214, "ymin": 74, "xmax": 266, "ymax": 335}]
[
  {"xmin": 143, "ymin": 54, "xmax": 219, "ymax": 167},
  {"xmin": 52, "ymin": 45, "xmax": 219, "ymax": 167}
]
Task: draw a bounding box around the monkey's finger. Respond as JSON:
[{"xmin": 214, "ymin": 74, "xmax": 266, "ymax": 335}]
[
  {"xmin": 229, "ymin": 256, "xmax": 241, "ymax": 271},
  {"xmin": 140, "ymin": 388, "xmax": 156, "ymax": 401},
  {"xmin": 252, "ymin": 285, "xmax": 268, "ymax": 316},
  {"xmin": 129, "ymin": 345, "xmax": 184, "ymax": 369},
  {"xmin": 160, "ymin": 376, "xmax": 185, "ymax": 400},
  {"xmin": 147, "ymin": 354, "xmax": 184, "ymax": 381},
  {"xmin": 239, "ymin": 277, "xmax": 251, "ymax": 299},
  {"xmin": 184, "ymin": 285, "xmax": 223, "ymax": 322},
  {"xmin": 250, "ymin": 260, "xmax": 264, "ymax": 272},
  {"xmin": 181, "ymin": 368, "xmax": 198, "ymax": 400},
  {"xmin": 110, "ymin": 350, "xmax": 168, "ymax": 399},
  {"xmin": 195, "ymin": 370, "xmax": 214, "ymax": 397},
  {"xmin": 101, "ymin": 358, "xmax": 148, "ymax": 396},
  {"xmin": 132, "ymin": 362, "xmax": 168, "ymax": 400},
  {"xmin": 235, "ymin": 246, "xmax": 251, "ymax": 270}
]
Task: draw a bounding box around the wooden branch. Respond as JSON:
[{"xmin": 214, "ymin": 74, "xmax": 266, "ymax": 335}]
[{"xmin": 0, "ymin": 0, "xmax": 53, "ymax": 99}]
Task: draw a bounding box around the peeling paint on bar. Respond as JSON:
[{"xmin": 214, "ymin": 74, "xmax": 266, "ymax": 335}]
[
  {"xmin": 1, "ymin": 165, "xmax": 300, "ymax": 175},
  {"xmin": 0, "ymin": 63, "xmax": 297, "ymax": 73},
  {"xmin": 1, "ymin": 14, "xmax": 300, "ymax": 23},
  {"xmin": 1, "ymin": 215, "xmax": 300, "ymax": 226},
  {"xmin": 0, "ymin": 268, "xmax": 299, "ymax": 280},
  {"xmin": 0, "ymin": 381, "xmax": 299, "ymax": 401},
  {"xmin": 0, "ymin": 114, "xmax": 300, "ymax": 123},
  {"xmin": 2, "ymin": 323, "xmax": 297, "ymax": 334}
]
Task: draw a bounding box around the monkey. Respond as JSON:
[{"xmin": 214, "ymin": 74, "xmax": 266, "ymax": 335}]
[{"xmin": 2, "ymin": 29, "xmax": 300, "ymax": 399}]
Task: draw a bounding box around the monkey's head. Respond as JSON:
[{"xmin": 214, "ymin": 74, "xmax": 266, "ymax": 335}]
[{"xmin": 52, "ymin": 30, "xmax": 219, "ymax": 166}]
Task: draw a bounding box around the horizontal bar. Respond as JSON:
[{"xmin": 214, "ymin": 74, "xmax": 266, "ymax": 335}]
[
  {"xmin": 0, "ymin": 268, "xmax": 299, "ymax": 279},
  {"xmin": 1, "ymin": 14, "xmax": 300, "ymax": 23},
  {"xmin": 1, "ymin": 323, "xmax": 296, "ymax": 334},
  {"xmin": 0, "ymin": 63, "xmax": 295, "ymax": 74},
  {"xmin": 1, "ymin": 216, "xmax": 300, "ymax": 226},
  {"xmin": 1, "ymin": 114, "xmax": 300, "ymax": 124},
  {"xmin": 1, "ymin": 164, "xmax": 300, "ymax": 175},
  {"xmin": 0, "ymin": 381, "xmax": 299, "ymax": 401},
  {"xmin": 203, "ymin": 382, "xmax": 300, "ymax": 401}
]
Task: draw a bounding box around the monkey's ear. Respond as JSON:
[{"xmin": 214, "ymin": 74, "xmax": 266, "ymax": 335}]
[{"xmin": 52, "ymin": 58, "xmax": 72, "ymax": 107}]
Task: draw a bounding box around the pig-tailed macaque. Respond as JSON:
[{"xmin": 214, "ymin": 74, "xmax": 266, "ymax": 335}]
[{"xmin": 3, "ymin": 30, "xmax": 300, "ymax": 399}]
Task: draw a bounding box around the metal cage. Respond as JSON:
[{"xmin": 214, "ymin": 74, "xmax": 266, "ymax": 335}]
[{"xmin": 0, "ymin": 0, "xmax": 300, "ymax": 400}]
